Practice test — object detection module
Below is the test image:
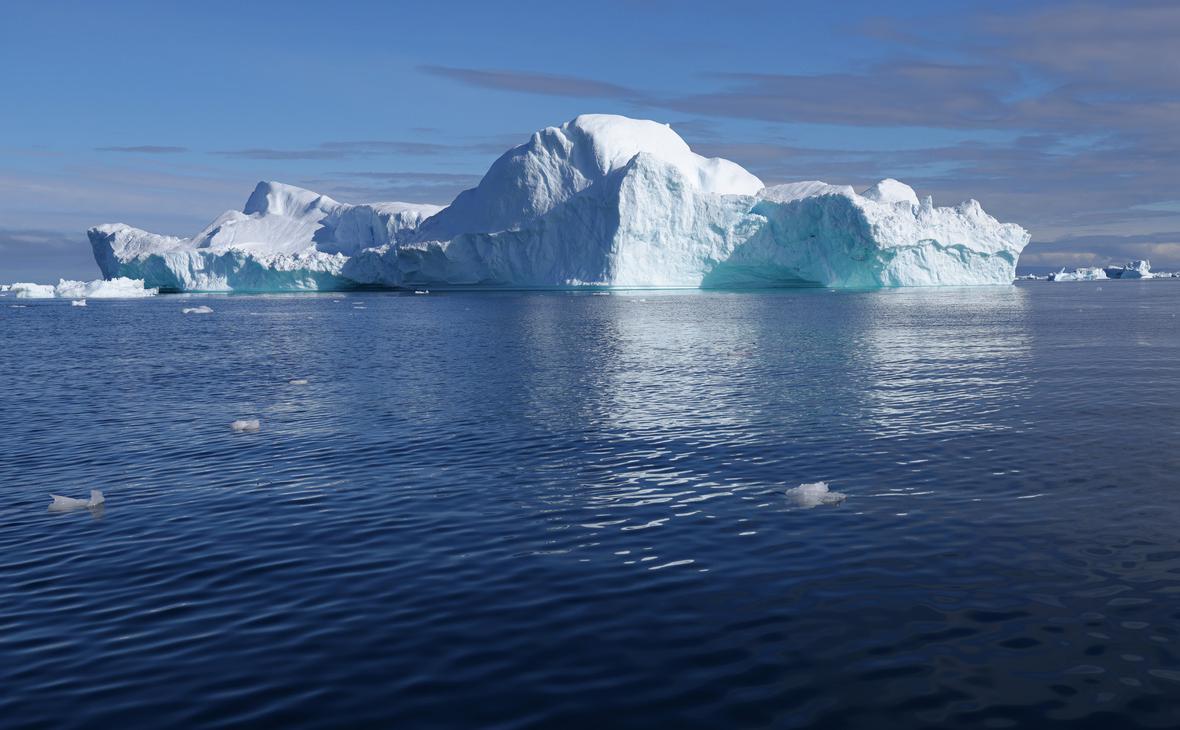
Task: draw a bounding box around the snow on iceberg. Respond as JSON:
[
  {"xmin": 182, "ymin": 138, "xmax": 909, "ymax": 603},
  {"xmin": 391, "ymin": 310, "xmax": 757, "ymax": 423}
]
[{"xmin": 87, "ymin": 114, "xmax": 1029, "ymax": 291}]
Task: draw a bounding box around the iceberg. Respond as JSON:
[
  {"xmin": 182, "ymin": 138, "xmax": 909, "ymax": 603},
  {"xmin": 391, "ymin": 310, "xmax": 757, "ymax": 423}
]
[
  {"xmin": 90, "ymin": 183, "xmax": 442, "ymax": 292},
  {"xmin": 1048, "ymin": 267, "xmax": 1109, "ymax": 282},
  {"xmin": 87, "ymin": 114, "xmax": 1029, "ymax": 291},
  {"xmin": 12, "ymin": 278, "xmax": 157, "ymax": 298},
  {"xmin": 1103, "ymin": 260, "xmax": 1154, "ymax": 279},
  {"xmin": 11, "ymin": 282, "xmax": 56, "ymax": 298}
]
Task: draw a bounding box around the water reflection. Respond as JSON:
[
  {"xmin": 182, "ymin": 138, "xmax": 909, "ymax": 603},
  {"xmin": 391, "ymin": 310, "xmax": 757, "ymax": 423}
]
[{"xmin": 853, "ymin": 286, "xmax": 1033, "ymax": 440}]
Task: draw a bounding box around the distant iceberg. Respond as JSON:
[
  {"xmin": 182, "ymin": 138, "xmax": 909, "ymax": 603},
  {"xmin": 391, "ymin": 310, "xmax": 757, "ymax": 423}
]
[
  {"xmin": 10, "ymin": 282, "xmax": 56, "ymax": 298},
  {"xmin": 1103, "ymin": 260, "xmax": 1154, "ymax": 279},
  {"xmin": 12, "ymin": 277, "xmax": 157, "ymax": 298},
  {"xmin": 1048, "ymin": 267, "xmax": 1108, "ymax": 282},
  {"xmin": 1048, "ymin": 260, "xmax": 1157, "ymax": 282},
  {"xmin": 88, "ymin": 114, "xmax": 1029, "ymax": 291}
]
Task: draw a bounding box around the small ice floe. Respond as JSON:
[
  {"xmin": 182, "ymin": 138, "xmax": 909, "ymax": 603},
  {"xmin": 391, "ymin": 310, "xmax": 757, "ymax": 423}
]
[
  {"xmin": 287, "ymin": 378, "xmax": 309, "ymax": 385},
  {"xmin": 785, "ymin": 481, "xmax": 847, "ymax": 509},
  {"xmin": 230, "ymin": 418, "xmax": 261, "ymax": 432},
  {"xmin": 183, "ymin": 305, "xmax": 214, "ymax": 314},
  {"xmin": 71, "ymin": 299, "xmax": 87, "ymax": 307},
  {"xmin": 414, "ymin": 290, "xmax": 429, "ymax": 295},
  {"xmin": 48, "ymin": 489, "xmax": 105, "ymax": 511}
]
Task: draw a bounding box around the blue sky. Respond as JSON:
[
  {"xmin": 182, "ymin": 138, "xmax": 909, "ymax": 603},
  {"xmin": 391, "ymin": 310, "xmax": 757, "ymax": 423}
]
[{"xmin": 2, "ymin": 0, "xmax": 1177, "ymax": 279}]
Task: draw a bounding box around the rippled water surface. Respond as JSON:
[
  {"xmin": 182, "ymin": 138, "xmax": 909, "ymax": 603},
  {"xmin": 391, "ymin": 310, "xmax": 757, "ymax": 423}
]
[{"xmin": 4, "ymin": 283, "xmax": 1180, "ymax": 728}]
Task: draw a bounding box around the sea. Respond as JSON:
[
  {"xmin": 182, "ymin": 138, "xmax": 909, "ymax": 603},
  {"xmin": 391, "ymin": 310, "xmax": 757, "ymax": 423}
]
[{"xmin": 3, "ymin": 281, "xmax": 1180, "ymax": 729}]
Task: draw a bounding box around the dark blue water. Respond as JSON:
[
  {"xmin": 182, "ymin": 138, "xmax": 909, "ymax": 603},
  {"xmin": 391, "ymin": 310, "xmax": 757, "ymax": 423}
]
[{"xmin": 3, "ymin": 283, "xmax": 1180, "ymax": 729}]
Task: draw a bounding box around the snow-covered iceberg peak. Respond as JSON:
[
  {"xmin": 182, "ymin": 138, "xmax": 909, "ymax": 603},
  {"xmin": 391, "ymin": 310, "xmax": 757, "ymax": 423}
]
[
  {"xmin": 242, "ymin": 181, "xmax": 340, "ymax": 218},
  {"xmin": 414, "ymin": 113, "xmax": 763, "ymax": 240},
  {"xmin": 861, "ymin": 178, "xmax": 920, "ymax": 207}
]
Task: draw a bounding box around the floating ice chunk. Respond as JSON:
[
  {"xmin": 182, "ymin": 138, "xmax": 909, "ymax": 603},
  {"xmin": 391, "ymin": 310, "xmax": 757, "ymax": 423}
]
[
  {"xmin": 48, "ymin": 489, "xmax": 105, "ymax": 511},
  {"xmin": 785, "ymin": 481, "xmax": 847, "ymax": 509},
  {"xmin": 0, "ymin": 284, "xmax": 10, "ymax": 292},
  {"xmin": 414, "ymin": 290, "xmax": 429, "ymax": 295},
  {"xmin": 182, "ymin": 305, "xmax": 214, "ymax": 314},
  {"xmin": 287, "ymin": 378, "xmax": 309, "ymax": 385},
  {"xmin": 71, "ymin": 299, "xmax": 87, "ymax": 307},
  {"xmin": 230, "ymin": 418, "xmax": 261, "ymax": 432}
]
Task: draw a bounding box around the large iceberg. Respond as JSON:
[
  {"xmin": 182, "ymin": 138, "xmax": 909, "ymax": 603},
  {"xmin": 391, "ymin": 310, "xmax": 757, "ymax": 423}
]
[{"xmin": 88, "ymin": 114, "xmax": 1029, "ymax": 291}]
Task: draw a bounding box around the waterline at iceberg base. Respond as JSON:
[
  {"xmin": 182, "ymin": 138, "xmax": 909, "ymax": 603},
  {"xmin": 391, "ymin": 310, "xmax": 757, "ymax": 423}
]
[{"xmin": 89, "ymin": 115, "xmax": 1030, "ymax": 292}]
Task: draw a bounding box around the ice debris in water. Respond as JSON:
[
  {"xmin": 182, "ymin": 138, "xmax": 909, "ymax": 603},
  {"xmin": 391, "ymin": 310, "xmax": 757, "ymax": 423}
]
[
  {"xmin": 48, "ymin": 490, "xmax": 105, "ymax": 511},
  {"xmin": 414, "ymin": 290, "xmax": 429, "ymax": 295},
  {"xmin": 230, "ymin": 418, "xmax": 261, "ymax": 432},
  {"xmin": 182, "ymin": 305, "xmax": 214, "ymax": 314},
  {"xmin": 785, "ymin": 481, "xmax": 847, "ymax": 509},
  {"xmin": 288, "ymin": 378, "xmax": 309, "ymax": 385},
  {"xmin": 71, "ymin": 299, "xmax": 87, "ymax": 307}
]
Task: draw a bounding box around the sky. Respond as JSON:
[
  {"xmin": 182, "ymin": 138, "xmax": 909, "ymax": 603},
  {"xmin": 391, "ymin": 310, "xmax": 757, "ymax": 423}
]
[{"xmin": 1, "ymin": 0, "xmax": 1178, "ymax": 280}]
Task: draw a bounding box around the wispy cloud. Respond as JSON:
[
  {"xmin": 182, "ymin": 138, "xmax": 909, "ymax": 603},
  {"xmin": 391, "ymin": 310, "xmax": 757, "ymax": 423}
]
[
  {"xmin": 96, "ymin": 145, "xmax": 188, "ymax": 154},
  {"xmin": 419, "ymin": 65, "xmax": 641, "ymax": 99},
  {"xmin": 296, "ymin": 171, "xmax": 483, "ymax": 205},
  {"xmin": 213, "ymin": 139, "xmax": 502, "ymax": 161}
]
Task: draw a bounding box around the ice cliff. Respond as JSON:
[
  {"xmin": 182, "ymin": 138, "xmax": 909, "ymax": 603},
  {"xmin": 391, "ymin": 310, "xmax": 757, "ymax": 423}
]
[{"xmin": 88, "ymin": 114, "xmax": 1029, "ymax": 291}]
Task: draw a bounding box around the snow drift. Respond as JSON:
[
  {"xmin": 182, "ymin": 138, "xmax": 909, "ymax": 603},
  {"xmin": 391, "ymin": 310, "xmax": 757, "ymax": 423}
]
[{"xmin": 88, "ymin": 114, "xmax": 1029, "ymax": 291}]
